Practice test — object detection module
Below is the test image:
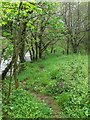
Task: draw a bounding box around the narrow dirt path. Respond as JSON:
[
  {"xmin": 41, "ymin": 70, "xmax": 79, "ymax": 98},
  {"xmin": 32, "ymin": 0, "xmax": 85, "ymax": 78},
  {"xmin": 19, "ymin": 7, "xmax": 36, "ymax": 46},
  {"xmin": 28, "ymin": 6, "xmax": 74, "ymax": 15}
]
[
  {"xmin": 29, "ymin": 89, "xmax": 61, "ymax": 118},
  {"xmin": 22, "ymin": 80, "xmax": 61, "ymax": 118}
]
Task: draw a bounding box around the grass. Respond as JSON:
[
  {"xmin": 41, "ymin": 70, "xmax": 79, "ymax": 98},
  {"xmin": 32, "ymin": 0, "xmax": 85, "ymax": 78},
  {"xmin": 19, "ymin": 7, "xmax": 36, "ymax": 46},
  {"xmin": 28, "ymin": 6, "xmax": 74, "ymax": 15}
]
[
  {"xmin": 2, "ymin": 53, "xmax": 89, "ymax": 118},
  {"xmin": 18, "ymin": 53, "xmax": 88, "ymax": 118},
  {"xmin": 8, "ymin": 89, "xmax": 53, "ymax": 118}
]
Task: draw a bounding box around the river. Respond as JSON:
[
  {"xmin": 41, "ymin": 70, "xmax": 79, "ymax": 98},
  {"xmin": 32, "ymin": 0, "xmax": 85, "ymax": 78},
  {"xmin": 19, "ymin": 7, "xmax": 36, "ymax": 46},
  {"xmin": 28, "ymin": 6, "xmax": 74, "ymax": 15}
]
[{"xmin": 0, "ymin": 51, "xmax": 31, "ymax": 76}]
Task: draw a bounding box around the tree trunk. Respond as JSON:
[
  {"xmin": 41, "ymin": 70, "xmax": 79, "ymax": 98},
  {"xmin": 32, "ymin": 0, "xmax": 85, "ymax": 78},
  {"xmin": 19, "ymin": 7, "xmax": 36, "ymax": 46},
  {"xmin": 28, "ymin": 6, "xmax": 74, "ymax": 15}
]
[
  {"xmin": 29, "ymin": 50, "xmax": 33, "ymax": 61},
  {"xmin": 73, "ymin": 44, "xmax": 78, "ymax": 53},
  {"xmin": 39, "ymin": 40, "xmax": 42, "ymax": 58},
  {"xmin": 35, "ymin": 42, "xmax": 38, "ymax": 60},
  {"xmin": 7, "ymin": 65, "xmax": 12, "ymax": 103},
  {"xmin": 67, "ymin": 38, "xmax": 69, "ymax": 55},
  {"xmin": 13, "ymin": 35, "xmax": 19, "ymax": 89},
  {"xmin": 88, "ymin": 2, "xmax": 90, "ymax": 53},
  {"xmin": 31, "ymin": 40, "xmax": 35, "ymax": 60},
  {"xmin": 2, "ymin": 61, "xmax": 12, "ymax": 80},
  {"xmin": 19, "ymin": 43, "xmax": 25, "ymax": 63},
  {"xmin": 19, "ymin": 22, "xmax": 27, "ymax": 63}
]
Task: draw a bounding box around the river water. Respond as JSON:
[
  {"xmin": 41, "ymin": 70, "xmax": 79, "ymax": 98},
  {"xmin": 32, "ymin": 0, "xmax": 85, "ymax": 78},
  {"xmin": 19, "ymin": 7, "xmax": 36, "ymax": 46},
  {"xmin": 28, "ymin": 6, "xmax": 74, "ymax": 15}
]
[{"xmin": 0, "ymin": 51, "xmax": 31, "ymax": 76}]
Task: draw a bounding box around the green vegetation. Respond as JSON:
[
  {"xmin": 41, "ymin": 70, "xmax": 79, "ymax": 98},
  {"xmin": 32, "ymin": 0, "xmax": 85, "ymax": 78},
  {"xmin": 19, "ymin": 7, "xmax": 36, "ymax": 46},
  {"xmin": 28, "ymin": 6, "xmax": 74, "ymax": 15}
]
[
  {"xmin": 3, "ymin": 89, "xmax": 52, "ymax": 118},
  {"xmin": 18, "ymin": 54, "xmax": 88, "ymax": 118},
  {"xmin": 2, "ymin": 54, "xmax": 88, "ymax": 118},
  {"xmin": 1, "ymin": 1, "xmax": 89, "ymax": 119}
]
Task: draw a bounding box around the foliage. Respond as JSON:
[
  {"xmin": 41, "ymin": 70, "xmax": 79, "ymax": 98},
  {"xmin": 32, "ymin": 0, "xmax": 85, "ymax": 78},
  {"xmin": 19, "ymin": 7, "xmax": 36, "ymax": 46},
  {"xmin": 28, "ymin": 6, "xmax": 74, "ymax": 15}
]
[
  {"xmin": 17, "ymin": 54, "xmax": 88, "ymax": 118},
  {"xmin": 1, "ymin": 1, "xmax": 89, "ymax": 119},
  {"xmin": 2, "ymin": 88, "xmax": 53, "ymax": 118},
  {"xmin": 2, "ymin": 53, "xmax": 89, "ymax": 118},
  {"xmin": 54, "ymin": 58, "xmax": 88, "ymax": 118}
]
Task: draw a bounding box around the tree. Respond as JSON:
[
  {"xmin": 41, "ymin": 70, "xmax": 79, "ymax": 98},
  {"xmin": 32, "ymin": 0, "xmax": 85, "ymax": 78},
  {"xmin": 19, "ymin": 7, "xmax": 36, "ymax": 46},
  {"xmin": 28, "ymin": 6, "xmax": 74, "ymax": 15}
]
[
  {"xmin": 26, "ymin": 2, "xmax": 64, "ymax": 59},
  {"xmin": 61, "ymin": 2, "xmax": 88, "ymax": 54},
  {"xmin": 1, "ymin": 1, "xmax": 42, "ymax": 81}
]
